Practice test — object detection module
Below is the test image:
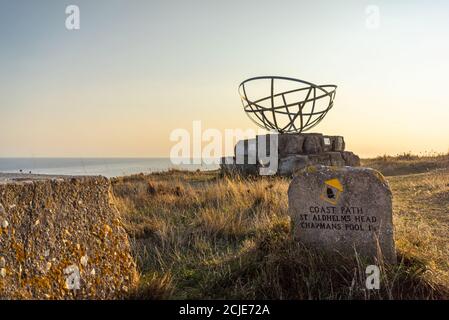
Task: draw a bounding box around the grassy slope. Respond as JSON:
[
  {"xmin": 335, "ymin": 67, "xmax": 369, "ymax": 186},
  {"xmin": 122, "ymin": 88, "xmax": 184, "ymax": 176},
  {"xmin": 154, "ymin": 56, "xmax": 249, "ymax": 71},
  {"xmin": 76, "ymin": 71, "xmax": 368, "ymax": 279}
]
[
  {"xmin": 111, "ymin": 155, "xmax": 449, "ymax": 300},
  {"xmin": 362, "ymin": 153, "xmax": 449, "ymax": 176}
]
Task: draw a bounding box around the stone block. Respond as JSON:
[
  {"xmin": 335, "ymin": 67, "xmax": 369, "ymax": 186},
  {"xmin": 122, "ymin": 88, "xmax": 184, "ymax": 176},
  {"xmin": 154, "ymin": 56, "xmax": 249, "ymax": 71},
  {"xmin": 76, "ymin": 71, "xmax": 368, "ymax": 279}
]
[
  {"xmin": 288, "ymin": 166, "xmax": 396, "ymax": 264},
  {"xmin": 332, "ymin": 136, "xmax": 345, "ymax": 152},
  {"xmin": 328, "ymin": 152, "xmax": 346, "ymax": 166},
  {"xmin": 278, "ymin": 134, "xmax": 305, "ymax": 157},
  {"xmin": 278, "ymin": 155, "xmax": 309, "ymax": 177},
  {"xmin": 342, "ymin": 151, "xmax": 361, "ymax": 167},
  {"xmin": 308, "ymin": 153, "xmax": 331, "ymax": 166},
  {"xmin": 303, "ymin": 134, "xmax": 324, "ymax": 154},
  {"xmin": 0, "ymin": 175, "xmax": 138, "ymax": 299}
]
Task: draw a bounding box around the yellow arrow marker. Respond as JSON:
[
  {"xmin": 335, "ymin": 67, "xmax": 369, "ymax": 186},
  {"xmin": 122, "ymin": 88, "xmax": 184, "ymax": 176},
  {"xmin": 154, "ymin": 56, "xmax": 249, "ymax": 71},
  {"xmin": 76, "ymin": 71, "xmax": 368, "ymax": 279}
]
[{"xmin": 325, "ymin": 178, "xmax": 343, "ymax": 192}]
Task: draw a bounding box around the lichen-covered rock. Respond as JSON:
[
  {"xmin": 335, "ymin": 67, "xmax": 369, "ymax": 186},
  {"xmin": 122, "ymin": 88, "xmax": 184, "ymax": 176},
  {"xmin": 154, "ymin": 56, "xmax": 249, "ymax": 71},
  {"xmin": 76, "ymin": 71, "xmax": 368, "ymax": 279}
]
[
  {"xmin": 332, "ymin": 136, "xmax": 345, "ymax": 152},
  {"xmin": 288, "ymin": 165, "xmax": 396, "ymax": 264},
  {"xmin": 341, "ymin": 151, "xmax": 361, "ymax": 167},
  {"xmin": 308, "ymin": 153, "xmax": 331, "ymax": 166},
  {"xmin": 0, "ymin": 174, "xmax": 138, "ymax": 299},
  {"xmin": 278, "ymin": 134, "xmax": 305, "ymax": 157},
  {"xmin": 278, "ymin": 155, "xmax": 309, "ymax": 176},
  {"xmin": 303, "ymin": 134, "xmax": 324, "ymax": 154},
  {"xmin": 220, "ymin": 158, "xmax": 259, "ymax": 176},
  {"xmin": 328, "ymin": 152, "xmax": 346, "ymax": 166}
]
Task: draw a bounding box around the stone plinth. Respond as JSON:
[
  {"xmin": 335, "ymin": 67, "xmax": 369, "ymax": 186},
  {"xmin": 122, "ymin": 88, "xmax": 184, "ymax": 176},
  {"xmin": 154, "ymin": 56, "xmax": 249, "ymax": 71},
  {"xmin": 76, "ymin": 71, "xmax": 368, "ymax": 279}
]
[{"xmin": 221, "ymin": 133, "xmax": 360, "ymax": 176}]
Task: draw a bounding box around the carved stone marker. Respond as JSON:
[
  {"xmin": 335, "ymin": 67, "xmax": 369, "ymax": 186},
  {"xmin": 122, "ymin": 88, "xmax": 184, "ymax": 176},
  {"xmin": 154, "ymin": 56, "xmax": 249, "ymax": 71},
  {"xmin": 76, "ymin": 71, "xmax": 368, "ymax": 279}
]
[{"xmin": 288, "ymin": 165, "xmax": 396, "ymax": 264}]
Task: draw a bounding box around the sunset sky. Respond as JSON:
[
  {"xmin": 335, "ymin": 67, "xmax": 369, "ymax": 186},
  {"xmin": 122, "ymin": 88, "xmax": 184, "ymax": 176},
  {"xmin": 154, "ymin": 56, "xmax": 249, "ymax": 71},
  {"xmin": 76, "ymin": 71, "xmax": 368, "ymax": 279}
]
[{"xmin": 1, "ymin": 0, "xmax": 448, "ymax": 158}]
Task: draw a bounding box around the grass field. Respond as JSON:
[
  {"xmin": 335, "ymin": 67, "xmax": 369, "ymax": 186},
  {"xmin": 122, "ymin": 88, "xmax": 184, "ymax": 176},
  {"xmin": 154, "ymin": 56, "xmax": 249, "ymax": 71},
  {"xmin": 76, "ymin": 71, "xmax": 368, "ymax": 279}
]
[{"xmin": 111, "ymin": 153, "xmax": 449, "ymax": 300}]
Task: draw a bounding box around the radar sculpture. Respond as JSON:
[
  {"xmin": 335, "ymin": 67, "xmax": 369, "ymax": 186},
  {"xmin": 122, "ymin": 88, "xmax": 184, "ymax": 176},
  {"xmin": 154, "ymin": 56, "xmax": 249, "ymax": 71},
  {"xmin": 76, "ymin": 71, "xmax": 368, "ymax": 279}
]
[{"xmin": 238, "ymin": 76, "xmax": 337, "ymax": 133}]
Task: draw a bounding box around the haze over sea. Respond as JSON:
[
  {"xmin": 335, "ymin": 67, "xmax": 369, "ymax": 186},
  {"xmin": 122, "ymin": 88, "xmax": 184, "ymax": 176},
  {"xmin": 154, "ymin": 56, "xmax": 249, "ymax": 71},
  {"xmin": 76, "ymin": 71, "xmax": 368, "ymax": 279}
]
[{"xmin": 0, "ymin": 158, "xmax": 219, "ymax": 178}]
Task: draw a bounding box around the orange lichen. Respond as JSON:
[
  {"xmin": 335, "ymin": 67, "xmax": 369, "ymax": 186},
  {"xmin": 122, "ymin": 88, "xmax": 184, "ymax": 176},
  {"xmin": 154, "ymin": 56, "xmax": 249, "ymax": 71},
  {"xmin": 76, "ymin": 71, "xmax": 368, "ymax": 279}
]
[{"xmin": 0, "ymin": 177, "xmax": 138, "ymax": 299}]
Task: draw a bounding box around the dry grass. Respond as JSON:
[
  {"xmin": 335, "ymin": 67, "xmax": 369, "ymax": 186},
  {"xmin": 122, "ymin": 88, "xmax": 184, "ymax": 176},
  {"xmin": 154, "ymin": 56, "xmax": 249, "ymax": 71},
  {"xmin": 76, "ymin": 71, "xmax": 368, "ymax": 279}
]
[
  {"xmin": 362, "ymin": 151, "xmax": 449, "ymax": 176},
  {"xmin": 389, "ymin": 171, "xmax": 449, "ymax": 288},
  {"xmin": 111, "ymin": 156, "xmax": 449, "ymax": 300}
]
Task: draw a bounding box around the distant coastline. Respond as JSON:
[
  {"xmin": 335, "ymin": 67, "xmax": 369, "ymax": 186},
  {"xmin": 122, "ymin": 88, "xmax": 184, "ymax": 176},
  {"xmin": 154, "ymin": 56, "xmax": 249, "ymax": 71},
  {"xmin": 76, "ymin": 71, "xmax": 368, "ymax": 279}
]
[{"xmin": 0, "ymin": 158, "xmax": 219, "ymax": 178}]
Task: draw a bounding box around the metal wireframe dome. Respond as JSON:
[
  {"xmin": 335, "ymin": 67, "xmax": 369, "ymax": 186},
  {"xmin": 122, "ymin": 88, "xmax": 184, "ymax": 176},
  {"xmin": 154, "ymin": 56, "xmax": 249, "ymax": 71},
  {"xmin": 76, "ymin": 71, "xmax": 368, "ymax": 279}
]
[{"xmin": 238, "ymin": 76, "xmax": 337, "ymax": 133}]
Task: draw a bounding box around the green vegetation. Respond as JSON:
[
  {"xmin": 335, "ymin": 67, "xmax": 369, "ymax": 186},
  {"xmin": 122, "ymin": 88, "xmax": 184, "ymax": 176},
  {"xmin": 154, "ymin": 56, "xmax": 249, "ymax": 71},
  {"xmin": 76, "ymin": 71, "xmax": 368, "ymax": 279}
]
[{"xmin": 112, "ymin": 154, "xmax": 449, "ymax": 300}]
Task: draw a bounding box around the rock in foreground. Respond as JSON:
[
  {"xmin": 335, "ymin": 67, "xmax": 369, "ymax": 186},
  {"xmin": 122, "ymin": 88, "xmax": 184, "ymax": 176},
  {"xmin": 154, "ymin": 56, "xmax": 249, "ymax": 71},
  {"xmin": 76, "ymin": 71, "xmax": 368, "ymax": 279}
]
[
  {"xmin": 0, "ymin": 174, "xmax": 138, "ymax": 299},
  {"xmin": 288, "ymin": 166, "xmax": 396, "ymax": 264}
]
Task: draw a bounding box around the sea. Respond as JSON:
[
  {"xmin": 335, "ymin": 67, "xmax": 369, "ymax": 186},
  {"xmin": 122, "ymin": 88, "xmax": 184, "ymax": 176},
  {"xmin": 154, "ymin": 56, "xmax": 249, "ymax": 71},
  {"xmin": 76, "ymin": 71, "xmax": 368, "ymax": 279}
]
[{"xmin": 0, "ymin": 158, "xmax": 220, "ymax": 178}]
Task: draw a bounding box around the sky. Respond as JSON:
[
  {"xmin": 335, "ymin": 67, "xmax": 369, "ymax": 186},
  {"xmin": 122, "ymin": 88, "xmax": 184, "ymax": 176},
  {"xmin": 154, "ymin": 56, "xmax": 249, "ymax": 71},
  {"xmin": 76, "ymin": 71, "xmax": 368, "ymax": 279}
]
[{"xmin": 0, "ymin": 0, "xmax": 448, "ymax": 158}]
